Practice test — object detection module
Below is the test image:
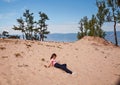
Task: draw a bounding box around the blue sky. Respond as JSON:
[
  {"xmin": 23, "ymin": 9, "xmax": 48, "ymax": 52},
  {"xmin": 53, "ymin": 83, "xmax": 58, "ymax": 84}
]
[{"xmin": 0, "ymin": 0, "xmax": 119, "ymax": 34}]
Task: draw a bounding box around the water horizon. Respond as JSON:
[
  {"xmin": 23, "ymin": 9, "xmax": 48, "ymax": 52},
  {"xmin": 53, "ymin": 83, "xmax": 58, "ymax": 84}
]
[
  {"xmin": 7, "ymin": 31, "xmax": 120, "ymax": 45},
  {"xmin": 46, "ymin": 31, "xmax": 120, "ymax": 46}
]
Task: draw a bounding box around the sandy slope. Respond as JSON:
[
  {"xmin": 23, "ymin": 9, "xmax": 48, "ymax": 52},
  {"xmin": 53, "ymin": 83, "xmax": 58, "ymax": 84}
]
[{"xmin": 0, "ymin": 36, "xmax": 120, "ymax": 85}]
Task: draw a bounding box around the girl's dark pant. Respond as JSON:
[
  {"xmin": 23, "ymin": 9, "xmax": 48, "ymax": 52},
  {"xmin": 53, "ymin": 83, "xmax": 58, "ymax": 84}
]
[{"xmin": 54, "ymin": 63, "xmax": 72, "ymax": 74}]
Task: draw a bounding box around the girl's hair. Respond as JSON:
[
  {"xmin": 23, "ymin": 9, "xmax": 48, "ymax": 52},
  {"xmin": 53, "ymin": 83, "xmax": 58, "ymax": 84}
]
[{"xmin": 50, "ymin": 53, "xmax": 57, "ymax": 59}]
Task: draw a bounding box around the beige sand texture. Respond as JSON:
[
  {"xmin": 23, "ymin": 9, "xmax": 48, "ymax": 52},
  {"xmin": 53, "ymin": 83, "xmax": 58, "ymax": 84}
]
[{"xmin": 0, "ymin": 36, "xmax": 120, "ymax": 85}]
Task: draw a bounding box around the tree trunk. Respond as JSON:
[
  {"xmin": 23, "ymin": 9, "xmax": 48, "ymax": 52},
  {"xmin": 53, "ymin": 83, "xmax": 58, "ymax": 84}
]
[
  {"xmin": 22, "ymin": 32, "xmax": 25, "ymax": 39},
  {"xmin": 40, "ymin": 34, "xmax": 42, "ymax": 41},
  {"xmin": 41, "ymin": 34, "xmax": 44, "ymax": 41},
  {"xmin": 114, "ymin": 21, "xmax": 118, "ymax": 46},
  {"xmin": 40, "ymin": 34, "xmax": 44, "ymax": 41}
]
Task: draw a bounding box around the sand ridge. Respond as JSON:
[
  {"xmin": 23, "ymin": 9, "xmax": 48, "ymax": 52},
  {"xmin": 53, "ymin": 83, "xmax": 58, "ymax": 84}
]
[{"xmin": 0, "ymin": 36, "xmax": 120, "ymax": 85}]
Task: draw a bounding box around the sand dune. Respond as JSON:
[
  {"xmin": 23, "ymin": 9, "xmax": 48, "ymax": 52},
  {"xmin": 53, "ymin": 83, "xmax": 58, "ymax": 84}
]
[{"xmin": 0, "ymin": 36, "xmax": 120, "ymax": 85}]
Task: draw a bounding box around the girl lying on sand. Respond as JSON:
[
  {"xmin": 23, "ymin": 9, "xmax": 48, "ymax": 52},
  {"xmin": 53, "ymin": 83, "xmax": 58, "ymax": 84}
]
[{"xmin": 48, "ymin": 53, "xmax": 72, "ymax": 74}]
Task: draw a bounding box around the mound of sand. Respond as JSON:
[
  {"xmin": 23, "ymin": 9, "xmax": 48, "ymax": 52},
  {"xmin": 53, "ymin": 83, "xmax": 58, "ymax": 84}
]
[
  {"xmin": 0, "ymin": 36, "xmax": 120, "ymax": 85},
  {"xmin": 78, "ymin": 36, "xmax": 113, "ymax": 45}
]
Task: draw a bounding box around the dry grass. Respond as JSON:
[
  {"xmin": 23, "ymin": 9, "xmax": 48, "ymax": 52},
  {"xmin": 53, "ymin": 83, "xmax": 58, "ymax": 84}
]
[
  {"xmin": 38, "ymin": 43, "xmax": 43, "ymax": 45},
  {"xmin": 18, "ymin": 64, "xmax": 29, "ymax": 67},
  {"xmin": 1, "ymin": 56, "xmax": 8, "ymax": 58},
  {"xmin": 57, "ymin": 46, "xmax": 62, "ymax": 49},
  {"xmin": 46, "ymin": 45, "xmax": 55, "ymax": 47}
]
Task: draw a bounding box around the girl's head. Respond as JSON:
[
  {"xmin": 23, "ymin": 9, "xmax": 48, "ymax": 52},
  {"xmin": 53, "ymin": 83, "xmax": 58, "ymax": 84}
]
[{"xmin": 50, "ymin": 53, "xmax": 57, "ymax": 59}]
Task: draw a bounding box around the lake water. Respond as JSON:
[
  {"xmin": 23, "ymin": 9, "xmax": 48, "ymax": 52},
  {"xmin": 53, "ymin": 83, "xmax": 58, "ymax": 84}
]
[
  {"xmin": 46, "ymin": 31, "xmax": 120, "ymax": 45},
  {"xmin": 19, "ymin": 31, "xmax": 120, "ymax": 45},
  {"xmin": 105, "ymin": 31, "xmax": 120, "ymax": 45}
]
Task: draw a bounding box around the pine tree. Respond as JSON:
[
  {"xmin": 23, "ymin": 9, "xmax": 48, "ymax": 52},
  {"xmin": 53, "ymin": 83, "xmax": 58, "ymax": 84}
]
[
  {"xmin": 13, "ymin": 10, "xmax": 50, "ymax": 41},
  {"xmin": 77, "ymin": 16, "xmax": 89, "ymax": 39},
  {"xmin": 23, "ymin": 10, "xmax": 34, "ymax": 40},
  {"xmin": 77, "ymin": 15, "xmax": 105, "ymax": 39},
  {"xmin": 13, "ymin": 10, "xmax": 34, "ymax": 40},
  {"xmin": 37, "ymin": 12, "xmax": 50, "ymax": 41},
  {"xmin": 105, "ymin": 0, "xmax": 120, "ymax": 46},
  {"xmin": 96, "ymin": 0, "xmax": 108, "ymax": 38},
  {"xmin": 13, "ymin": 17, "xmax": 25, "ymax": 39}
]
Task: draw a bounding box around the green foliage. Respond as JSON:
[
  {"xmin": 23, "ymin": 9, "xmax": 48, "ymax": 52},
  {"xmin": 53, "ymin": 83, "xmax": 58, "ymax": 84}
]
[
  {"xmin": 77, "ymin": 0, "xmax": 108, "ymax": 40},
  {"xmin": 96, "ymin": 0, "xmax": 109, "ymax": 26},
  {"xmin": 2, "ymin": 31, "xmax": 9, "ymax": 37},
  {"xmin": 37, "ymin": 12, "xmax": 50, "ymax": 41},
  {"xmin": 77, "ymin": 15, "xmax": 106, "ymax": 39},
  {"xmin": 13, "ymin": 9, "xmax": 50, "ymax": 41}
]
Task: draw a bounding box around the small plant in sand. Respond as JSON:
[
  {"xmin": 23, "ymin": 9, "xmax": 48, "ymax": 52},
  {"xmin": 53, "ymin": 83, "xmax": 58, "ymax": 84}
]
[
  {"xmin": 41, "ymin": 58, "xmax": 45, "ymax": 61},
  {"xmin": 15, "ymin": 40, "xmax": 19, "ymax": 44},
  {"xmin": 15, "ymin": 53, "xmax": 22, "ymax": 58},
  {"xmin": 0, "ymin": 46, "xmax": 6, "ymax": 50},
  {"xmin": 25, "ymin": 43, "xmax": 32, "ymax": 48}
]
